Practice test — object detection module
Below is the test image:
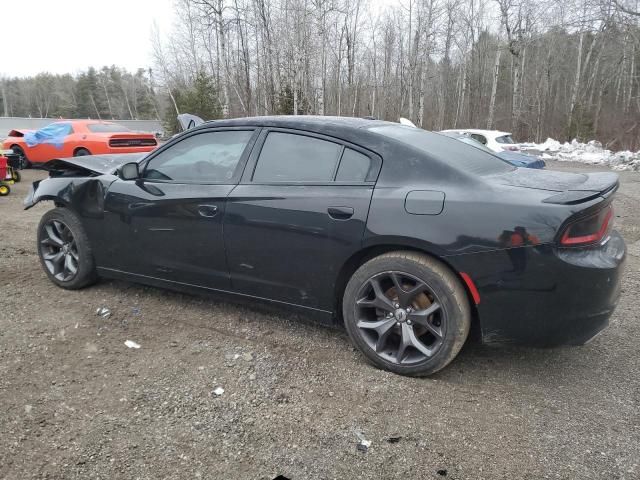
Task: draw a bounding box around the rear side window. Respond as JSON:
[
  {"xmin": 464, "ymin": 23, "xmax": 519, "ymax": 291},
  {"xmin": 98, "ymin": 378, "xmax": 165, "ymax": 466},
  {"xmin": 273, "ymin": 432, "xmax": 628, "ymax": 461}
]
[
  {"xmin": 369, "ymin": 125, "xmax": 514, "ymax": 175},
  {"xmin": 253, "ymin": 132, "xmax": 341, "ymax": 182},
  {"xmin": 336, "ymin": 148, "xmax": 371, "ymax": 182},
  {"xmin": 496, "ymin": 135, "xmax": 515, "ymax": 144},
  {"xmin": 470, "ymin": 133, "xmax": 487, "ymax": 145}
]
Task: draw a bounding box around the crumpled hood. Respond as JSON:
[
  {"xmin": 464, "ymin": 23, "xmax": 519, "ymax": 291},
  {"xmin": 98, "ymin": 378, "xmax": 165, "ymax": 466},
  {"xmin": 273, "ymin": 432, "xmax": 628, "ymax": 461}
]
[{"xmin": 41, "ymin": 153, "xmax": 148, "ymax": 175}]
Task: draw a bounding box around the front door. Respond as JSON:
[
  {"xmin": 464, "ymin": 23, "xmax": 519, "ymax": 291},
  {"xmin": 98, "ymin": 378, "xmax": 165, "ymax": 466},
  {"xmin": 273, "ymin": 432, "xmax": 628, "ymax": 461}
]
[
  {"xmin": 98, "ymin": 128, "xmax": 258, "ymax": 290},
  {"xmin": 224, "ymin": 129, "xmax": 381, "ymax": 311}
]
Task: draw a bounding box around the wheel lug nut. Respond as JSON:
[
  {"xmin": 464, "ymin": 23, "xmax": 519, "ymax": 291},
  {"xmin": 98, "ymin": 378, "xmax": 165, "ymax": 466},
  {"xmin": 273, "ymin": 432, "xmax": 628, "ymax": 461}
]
[
  {"xmin": 394, "ymin": 303, "xmax": 399, "ymax": 308},
  {"xmin": 407, "ymin": 320, "xmax": 412, "ymax": 325}
]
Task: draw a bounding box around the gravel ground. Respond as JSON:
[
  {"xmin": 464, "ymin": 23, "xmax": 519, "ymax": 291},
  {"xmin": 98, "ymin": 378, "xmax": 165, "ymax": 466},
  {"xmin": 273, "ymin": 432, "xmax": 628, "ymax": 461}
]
[{"xmin": 1, "ymin": 163, "xmax": 639, "ymax": 479}]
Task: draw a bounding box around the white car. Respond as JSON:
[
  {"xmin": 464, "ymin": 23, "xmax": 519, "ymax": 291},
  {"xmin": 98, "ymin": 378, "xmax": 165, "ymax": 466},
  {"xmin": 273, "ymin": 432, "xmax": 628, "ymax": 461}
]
[{"xmin": 440, "ymin": 129, "xmax": 519, "ymax": 153}]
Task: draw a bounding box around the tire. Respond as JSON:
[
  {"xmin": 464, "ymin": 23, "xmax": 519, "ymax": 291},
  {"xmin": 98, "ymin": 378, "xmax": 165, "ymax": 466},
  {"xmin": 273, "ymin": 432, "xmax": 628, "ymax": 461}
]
[
  {"xmin": 343, "ymin": 251, "xmax": 470, "ymax": 376},
  {"xmin": 37, "ymin": 207, "xmax": 98, "ymax": 289},
  {"xmin": 11, "ymin": 146, "xmax": 31, "ymax": 169},
  {"xmin": 74, "ymin": 148, "xmax": 91, "ymax": 157},
  {"xmin": 11, "ymin": 169, "xmax": 20, "ymax": 182},
  {"xmin": 0, "ymin": 184, "xmax": 10, "ymax": 196}
]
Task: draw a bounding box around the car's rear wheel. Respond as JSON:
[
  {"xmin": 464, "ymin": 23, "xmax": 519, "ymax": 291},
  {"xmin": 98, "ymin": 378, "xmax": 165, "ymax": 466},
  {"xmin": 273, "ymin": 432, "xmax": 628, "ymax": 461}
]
[
  {"xmin": 37, "ymin": 208, "xmax": 98, "ymax": 289},
  {"xmin": 343, "ymin": 251, "xmax": 470, "ymax": 376},
  {"xmin": 74, "ymin": 148, "xmax": 91, "ymax": 157}
]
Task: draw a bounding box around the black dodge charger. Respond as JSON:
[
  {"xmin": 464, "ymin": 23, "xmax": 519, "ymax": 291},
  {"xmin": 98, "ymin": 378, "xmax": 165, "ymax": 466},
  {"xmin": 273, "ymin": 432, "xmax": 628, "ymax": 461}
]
[{"xmin": 25, "ymin": 116, "xmax": 626, "ymax": 376}]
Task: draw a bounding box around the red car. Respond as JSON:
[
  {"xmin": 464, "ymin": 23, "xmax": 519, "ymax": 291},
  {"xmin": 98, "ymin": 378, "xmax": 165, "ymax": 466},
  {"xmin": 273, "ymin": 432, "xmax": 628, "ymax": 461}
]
[{"xmin": 2, "ymin": 120, "xmax": 158, "ymax": 165}]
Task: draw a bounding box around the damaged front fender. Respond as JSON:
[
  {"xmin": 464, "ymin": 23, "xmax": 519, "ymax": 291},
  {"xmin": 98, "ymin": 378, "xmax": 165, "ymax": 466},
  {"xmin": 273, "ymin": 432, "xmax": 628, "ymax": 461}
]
[
  {"xmin": 24, "ymin": 175, "xmax": 118, "ymax": 218},
  {"xmin": 24, "ymin": 155, "xmax": 141, "ymax": 213}
]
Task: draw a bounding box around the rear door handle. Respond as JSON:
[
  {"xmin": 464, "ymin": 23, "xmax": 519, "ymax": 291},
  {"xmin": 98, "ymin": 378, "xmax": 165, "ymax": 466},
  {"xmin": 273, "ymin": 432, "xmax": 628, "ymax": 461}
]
[
  {"xmin": 198, "ymin": 204, "xmax": 219, "ymax": 218},
  {"xmin": 327, "ymin": 206, "xmax": 354, "ymax": 220}
]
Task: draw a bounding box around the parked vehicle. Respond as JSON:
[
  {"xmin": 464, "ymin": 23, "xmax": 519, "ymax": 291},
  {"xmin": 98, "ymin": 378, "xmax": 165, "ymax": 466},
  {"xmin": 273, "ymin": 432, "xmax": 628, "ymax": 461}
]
[
  {"xmin": 3, "ymin": 120, "xmax": 158, "ymax": 166},
  {"xmin": 440, "ymin": 132, "xmax": 546, "ymax": 169},
  {"xmin": 440, "ymin": 128, "xmax": 520, "ymax": 152},
  {"xmin": 25, "ymin": 116, "xmax": 625, "ymax": 376}
]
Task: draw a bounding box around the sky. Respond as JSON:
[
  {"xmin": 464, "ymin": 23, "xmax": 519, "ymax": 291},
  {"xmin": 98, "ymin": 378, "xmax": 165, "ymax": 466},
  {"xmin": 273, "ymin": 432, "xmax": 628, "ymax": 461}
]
[{"xmin": 1, "ymin": 0, "xmax": 175, "ymax": 78}]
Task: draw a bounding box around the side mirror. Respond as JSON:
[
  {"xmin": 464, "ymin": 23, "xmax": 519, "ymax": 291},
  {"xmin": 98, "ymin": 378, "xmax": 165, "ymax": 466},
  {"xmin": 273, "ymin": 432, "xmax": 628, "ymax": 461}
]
[{"xmin": 119, "ymin": 162, "xmax": 140, "ymax": 180}]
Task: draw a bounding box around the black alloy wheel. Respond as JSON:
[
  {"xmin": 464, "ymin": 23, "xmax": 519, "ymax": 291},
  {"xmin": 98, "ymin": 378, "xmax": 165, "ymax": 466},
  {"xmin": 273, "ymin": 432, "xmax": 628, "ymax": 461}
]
[
  {"xmin": 343, "ymin": 251, "xmax": 470, "ymax": 376},
  {"xmin": 354, "ymin": 271, "xmax": 446, "ymax": 364},
  {"xmin": 40, "ymin": 219, "xmax": 80, "ymax": 282},
  {"xmin": 37, "ymin": 208, "xmax": 98, "ymax": 289}
]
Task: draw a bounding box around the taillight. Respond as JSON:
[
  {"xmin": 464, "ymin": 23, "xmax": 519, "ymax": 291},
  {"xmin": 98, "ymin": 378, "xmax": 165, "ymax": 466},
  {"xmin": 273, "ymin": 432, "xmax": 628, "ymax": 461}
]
[{"xmin": 560, "ymin": 205, "xmax": 613, "ymax": 246}]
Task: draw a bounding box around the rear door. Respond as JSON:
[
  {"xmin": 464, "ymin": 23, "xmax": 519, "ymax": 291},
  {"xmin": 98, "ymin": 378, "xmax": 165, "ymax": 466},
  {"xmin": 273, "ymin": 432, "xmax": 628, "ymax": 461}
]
[
  {"xmin": 100, "ymin": 128, "xmax": 258, "ymax": 290},
  {"xmin": 224, "ymin": 129, "xmax": 381, "ymax": 311}
]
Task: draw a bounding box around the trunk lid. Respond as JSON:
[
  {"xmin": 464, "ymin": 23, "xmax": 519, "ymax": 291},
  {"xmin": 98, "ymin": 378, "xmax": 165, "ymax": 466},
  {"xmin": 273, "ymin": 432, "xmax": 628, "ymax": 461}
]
[
  {"xmin": 177, "ymin": 113, "xmax": 205, "ymax": 131},
  {"xmin": 488, "ymin": 168, "xmax": 619, "ymax": 204}
]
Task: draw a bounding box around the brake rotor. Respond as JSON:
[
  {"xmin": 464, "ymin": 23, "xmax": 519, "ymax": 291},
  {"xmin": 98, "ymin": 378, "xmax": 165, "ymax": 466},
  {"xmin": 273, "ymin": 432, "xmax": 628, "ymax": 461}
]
[{"xmin": 385, "ymin": 284, "xmax": 436, "ymax": 337}]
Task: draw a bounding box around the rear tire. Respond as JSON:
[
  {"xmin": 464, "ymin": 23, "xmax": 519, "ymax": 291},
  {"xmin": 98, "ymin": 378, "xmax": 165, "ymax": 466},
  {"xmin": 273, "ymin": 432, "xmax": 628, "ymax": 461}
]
[
  {"xmin": 343, "ymin": 251, "xmax": 470, "ymax": 376},
  {"xmin": 11, "ymin": 169, "xmax": 20, "ymax": 182},
  {"xmin": 37, "ymin": 208, "xmax": 98, "ymax": 289},
  {"xmin": 74, "ymin": 148, "xmax": 91, "ymax": 157},
  {"xmin": 0, "ymin": 184, "xmax": 10, "ymax": 196}
]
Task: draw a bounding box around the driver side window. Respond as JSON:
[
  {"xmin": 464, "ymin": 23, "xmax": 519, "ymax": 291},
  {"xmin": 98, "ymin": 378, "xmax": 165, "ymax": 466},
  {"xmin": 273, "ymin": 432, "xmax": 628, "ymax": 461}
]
[{"xmin": 144, "ymin": 130, "xmax": 253, "ymax": 183}]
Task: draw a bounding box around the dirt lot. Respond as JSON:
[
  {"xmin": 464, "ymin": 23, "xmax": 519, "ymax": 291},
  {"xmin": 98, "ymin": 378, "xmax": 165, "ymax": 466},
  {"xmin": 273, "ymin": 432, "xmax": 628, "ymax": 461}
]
[{"xmin": 1, "ymin": 163, "xmax": 639, "ymax": 479}]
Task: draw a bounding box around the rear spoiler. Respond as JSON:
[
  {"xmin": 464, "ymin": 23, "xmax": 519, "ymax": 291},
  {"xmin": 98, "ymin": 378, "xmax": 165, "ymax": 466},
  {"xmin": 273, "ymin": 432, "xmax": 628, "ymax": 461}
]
[{"xmin": 542, "ymin": 172, "xmax": 619, "ymax": 205}]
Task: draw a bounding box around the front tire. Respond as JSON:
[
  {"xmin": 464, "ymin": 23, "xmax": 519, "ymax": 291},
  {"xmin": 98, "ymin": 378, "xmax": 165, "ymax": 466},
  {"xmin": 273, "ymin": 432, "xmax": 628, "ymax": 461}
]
[
  {"xmin": 11, "ymin": 146, "xmax": 31, "ymax": 169},
  {"xmin": 37, "ymin": 208, "xmax": 98, "ymax": 289},
  {"xmin": 343, "ymin": 251, "xmax": 470, "ymax": 376}
]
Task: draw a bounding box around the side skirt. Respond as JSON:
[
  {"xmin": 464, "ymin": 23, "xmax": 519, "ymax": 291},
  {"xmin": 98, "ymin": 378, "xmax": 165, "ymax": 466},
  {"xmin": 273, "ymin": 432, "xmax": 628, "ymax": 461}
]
[{"xmin": 96, "ymin": 267, "xmax": 336, "ymax": 326}]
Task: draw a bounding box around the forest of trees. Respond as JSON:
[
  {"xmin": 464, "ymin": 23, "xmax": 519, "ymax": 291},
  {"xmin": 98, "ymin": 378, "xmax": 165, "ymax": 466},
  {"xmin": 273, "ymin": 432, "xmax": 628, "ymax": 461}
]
[
  {"xmin": 2, "ymin": 0, "xmax": 640, "ymax": 148},
  {"xmin": 0, "ymin": 67, "xmax": 160, "ymax": 121}
]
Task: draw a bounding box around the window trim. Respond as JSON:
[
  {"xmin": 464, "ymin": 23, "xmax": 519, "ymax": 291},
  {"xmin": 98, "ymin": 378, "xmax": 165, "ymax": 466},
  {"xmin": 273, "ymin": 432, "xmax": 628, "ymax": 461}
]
[
  {"xmin": 139, "ymin": 127, "xmax": 259, "ymax": 185},
  {"xmin": 243, "ymin": 128, "xmax": 381, "ymax": 186}
]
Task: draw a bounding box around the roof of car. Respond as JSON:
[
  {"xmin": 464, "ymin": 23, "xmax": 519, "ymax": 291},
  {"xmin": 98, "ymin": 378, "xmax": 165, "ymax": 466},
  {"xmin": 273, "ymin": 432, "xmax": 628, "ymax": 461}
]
[
  {"xmin": 440, "ymin": 129, "xmax": 512, "ymax": 138},
  {"xmin": 200, "ymin": 115, "xmax": 394, "ymax": 130}
]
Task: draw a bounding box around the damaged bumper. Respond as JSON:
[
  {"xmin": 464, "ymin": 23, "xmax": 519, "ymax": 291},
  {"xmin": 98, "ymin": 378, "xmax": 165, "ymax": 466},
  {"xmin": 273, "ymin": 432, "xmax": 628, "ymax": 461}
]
[{"xmin": 449, "ymin": 230, "xmax": 626, "ymax": 346}]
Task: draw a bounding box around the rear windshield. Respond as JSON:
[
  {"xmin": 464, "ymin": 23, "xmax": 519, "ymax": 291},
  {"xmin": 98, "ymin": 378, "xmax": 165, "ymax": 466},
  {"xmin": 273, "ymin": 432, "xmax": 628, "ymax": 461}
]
[
  {"xmin": 369, "ymin": 125, "xmax": 514, "ymax": 175},
  {"xmin": 87, "ymin": 123, "xmax": 131, "ymax": 133},
  {"xmin": 496, "ymin": 135, "xmax": 515, "ymax": 144}
]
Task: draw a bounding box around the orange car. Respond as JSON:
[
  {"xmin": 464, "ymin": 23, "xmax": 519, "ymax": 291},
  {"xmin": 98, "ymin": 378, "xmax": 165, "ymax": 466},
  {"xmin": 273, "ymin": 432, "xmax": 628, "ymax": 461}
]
[{"xmin": 2, "ymin": 120, "xmax": 158, "ymax": 165}]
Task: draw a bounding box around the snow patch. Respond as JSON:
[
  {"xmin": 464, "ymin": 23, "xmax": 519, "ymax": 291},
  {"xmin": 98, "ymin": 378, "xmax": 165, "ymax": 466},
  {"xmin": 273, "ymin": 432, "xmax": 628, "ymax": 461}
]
[{"xmin": 520, "ymin": 138, "xmax": 640, "ymax": 172}]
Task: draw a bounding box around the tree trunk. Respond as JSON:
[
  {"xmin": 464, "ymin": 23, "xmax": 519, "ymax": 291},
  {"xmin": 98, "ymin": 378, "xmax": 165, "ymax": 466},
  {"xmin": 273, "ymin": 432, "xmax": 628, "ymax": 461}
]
[
  {"xmin": 567, "ymin": 32, "xmax": 584, "ymax": 135},
  {"xmin": 487, "ymin": 48, "xmax": 501, "ymax": 129}
]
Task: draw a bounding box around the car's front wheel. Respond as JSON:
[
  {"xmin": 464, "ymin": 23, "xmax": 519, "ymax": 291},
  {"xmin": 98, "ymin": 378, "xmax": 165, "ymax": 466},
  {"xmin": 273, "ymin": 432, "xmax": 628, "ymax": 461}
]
[
  {"xmin": 343, "ymin": 251, "xmax": 470, "ymax": 376},
  {"xmin": 37, "ymin": 208, "xmax": 98, "ymax": 289},
  {"xmin": 11, "ymin": 146, "xmax": 30, "ymax": 169}
]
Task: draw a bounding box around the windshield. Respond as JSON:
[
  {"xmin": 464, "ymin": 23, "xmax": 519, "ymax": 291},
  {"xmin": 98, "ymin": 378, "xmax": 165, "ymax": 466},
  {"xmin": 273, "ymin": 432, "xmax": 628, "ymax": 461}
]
[
  {"xmin": 370, "ymin": 125, "xmax": 514, "ymax": 175},
  {"xmin": 87, "ymin": 123, "xmax": 131, "ymax": 133}
]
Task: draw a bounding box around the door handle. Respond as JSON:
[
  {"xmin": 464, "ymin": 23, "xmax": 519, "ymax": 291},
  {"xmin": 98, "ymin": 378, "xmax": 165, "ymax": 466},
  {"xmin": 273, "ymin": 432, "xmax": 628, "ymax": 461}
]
[
  {"xmin": 198, "ymin": 204, "xmax": 219, "ymax": 218},
  {"xmin": 327, "ymin": 206, "xmax": 354, "ymax": 220}
]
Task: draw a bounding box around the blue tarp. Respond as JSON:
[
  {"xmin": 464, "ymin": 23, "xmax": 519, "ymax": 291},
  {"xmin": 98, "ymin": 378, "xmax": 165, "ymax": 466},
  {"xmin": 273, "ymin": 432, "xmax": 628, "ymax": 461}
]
[{"xmin": 24, "ymin": 123, "xmax": 72, "ymax": 149}]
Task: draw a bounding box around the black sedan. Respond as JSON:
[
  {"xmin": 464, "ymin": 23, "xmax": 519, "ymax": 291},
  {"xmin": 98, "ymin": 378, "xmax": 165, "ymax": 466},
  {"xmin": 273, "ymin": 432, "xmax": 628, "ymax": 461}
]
[{"xmin": 25, "ymin": 116, "xmax": 626, "ymax": 376}]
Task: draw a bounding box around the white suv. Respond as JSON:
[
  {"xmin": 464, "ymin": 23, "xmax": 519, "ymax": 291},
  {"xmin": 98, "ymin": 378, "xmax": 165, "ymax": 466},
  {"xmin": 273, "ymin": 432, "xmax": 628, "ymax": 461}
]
[{"xmin": 440, "ymin": 129, "xmax": 519, "ymax": 153}]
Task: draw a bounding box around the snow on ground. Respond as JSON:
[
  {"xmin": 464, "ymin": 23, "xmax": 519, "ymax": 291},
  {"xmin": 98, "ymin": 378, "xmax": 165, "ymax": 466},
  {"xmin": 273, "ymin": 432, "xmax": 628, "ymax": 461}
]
[{"xmin": 520, "ymin": 138, "xmax": 640, "ymax": 172}]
